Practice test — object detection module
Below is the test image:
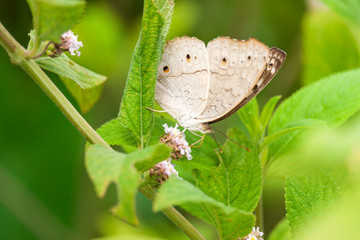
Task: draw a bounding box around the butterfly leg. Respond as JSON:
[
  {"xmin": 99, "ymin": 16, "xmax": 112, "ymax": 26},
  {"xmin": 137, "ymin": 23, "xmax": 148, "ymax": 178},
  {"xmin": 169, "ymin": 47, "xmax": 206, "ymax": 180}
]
[
  {"xmin": 190, "ymin": 134, "xmax": 205, "ymax": 148},
  {"xmin": 188, "ymin": 129, "xmax": 203, "ymax": 138}
]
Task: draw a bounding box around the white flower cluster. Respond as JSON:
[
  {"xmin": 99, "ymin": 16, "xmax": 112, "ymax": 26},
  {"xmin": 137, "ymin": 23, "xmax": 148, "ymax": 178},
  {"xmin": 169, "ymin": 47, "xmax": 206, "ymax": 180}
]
[
  {"xmin": 61, "ymin": 30, "xmax": 83, "ymax": 57},
  {"xmin": 243, "ymin": 227, "xmax": 264, "ymax": 240},
  {"xmin": 154, "ymin": 159, "xmax": 179, "ymax": 178},
  {"xmin": 163, "ymin": 123, "xmax": 192, "ymax": 160}
]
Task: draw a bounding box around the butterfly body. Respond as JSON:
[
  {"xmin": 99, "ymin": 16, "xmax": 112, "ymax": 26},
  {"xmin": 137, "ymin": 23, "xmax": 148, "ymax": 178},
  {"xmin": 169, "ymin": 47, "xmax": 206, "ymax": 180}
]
[{"xmin": 156, "ymin": 36, "xmax": 286, "ymax": 133}]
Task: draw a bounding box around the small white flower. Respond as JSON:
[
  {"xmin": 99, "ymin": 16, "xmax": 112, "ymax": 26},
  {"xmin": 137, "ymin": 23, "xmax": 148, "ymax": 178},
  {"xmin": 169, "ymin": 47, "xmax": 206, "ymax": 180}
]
[
  {"xmin": 61, "ymin": 30, "xmax": 83, "ymax": 57},
  {"xmin": 162, "ymin": 124, "xmax": 192, "ymax": 160},
  {"xmin": 163, "ymin": 123, "xmax": 182, "ymax": 136},
  {"xmin": 242, "ymin": 227, "xmax": 264, "ymax": 240},
  {"xmin": 154, "ymin": 158, "xmax": 179, "ymax": 178}
]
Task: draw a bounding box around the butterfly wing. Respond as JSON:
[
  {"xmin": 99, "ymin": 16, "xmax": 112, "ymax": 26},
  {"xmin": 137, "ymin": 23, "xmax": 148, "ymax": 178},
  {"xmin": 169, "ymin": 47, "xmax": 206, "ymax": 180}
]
[
  {"xmin": 155, "ymin": 37, "xmax": 210, "ymax": 127},
  {"xmin": 216, "ymin": 47, "xmax": 287, "ymax": 122},
  {"xmin": 198, "ymin": 37, "xmax": 285, "ymax": 123}
]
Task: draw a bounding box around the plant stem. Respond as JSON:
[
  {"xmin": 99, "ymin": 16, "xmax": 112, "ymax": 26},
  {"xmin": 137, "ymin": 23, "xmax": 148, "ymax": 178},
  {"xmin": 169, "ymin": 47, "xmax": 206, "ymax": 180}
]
[
  {"xmin": 21, "ymin": 59, "xmax": 112, "ymax": 149},
  {"xmin": 0, "ymin": 22, "xmax": 110, "ymax": 148},
  {"xmin": 0, "ymin": 21, "xmax": 205, "ymax": 240},
  {"xmin": 140, "ymin": 184, "xmax": 206, "ymax": 240},
  {"xmin": 255, "ymin": 194, "xmax": 264, "ymax": 231}
]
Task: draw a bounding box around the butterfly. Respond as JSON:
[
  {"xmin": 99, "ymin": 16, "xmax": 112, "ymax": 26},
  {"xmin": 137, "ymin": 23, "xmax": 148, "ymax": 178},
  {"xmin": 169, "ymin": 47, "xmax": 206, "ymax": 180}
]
[{"xmin": 155, "ymin": 36, "xmax": 286, "ymax": 134}]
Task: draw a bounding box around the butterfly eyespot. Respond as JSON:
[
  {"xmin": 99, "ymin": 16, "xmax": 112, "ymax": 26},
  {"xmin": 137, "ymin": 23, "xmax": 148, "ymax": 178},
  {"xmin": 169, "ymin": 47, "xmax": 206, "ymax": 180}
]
[
  {"xmin": 186, "ymin": 54, "xmax": 191, "ymax": 63},
  {"xmin": 163, "ymin": 65, "xmax": 170, "ymax": 73},
  {"xmin": 268, "ymin": 63, "xmax": 274, "ymax": 69},
  {"xmin": 247, "ymin": 55, "xmax": 251, "ymax": 60},
  {"xmin": 221, "ymin": 57, "xmax": 227, "ymax": 66}
]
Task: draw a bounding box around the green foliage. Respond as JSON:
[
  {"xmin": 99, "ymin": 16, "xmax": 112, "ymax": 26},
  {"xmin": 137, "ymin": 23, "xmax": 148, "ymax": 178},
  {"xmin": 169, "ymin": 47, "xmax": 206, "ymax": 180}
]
[
  {"xmin": 259, "ymin": 95, "xmax": 281, "ymax": 128},
  {"xmin": 117, "ymin": 0, "xmax": 174, "ymax": 148},
  {"xmin": 35, "ymin": 54, "xmax": 106, "ymax": 113},
  {"xmin": 154, "ymin": 128, "xmax": 262, "ymax": 239},
  {"xmin": 238, "ymin": 96, "xmax": 282, "ymax": 147},
  {"xmin": 285, "ymin": 175, "xmax": 339, "ymax": 235},
  {"xmin": 297, "ymin": 184, "xmax": 360, "ymax": 240},
  {"xmin": 268, "ymin": 218, "xmax": 291, "ymax": 240},
  {"xmin": 154, "ymin": 177, "xmax": 255, "ymax": 240},
  {"xmin": 97, "ymin": 118, "xmax": 138, "ymax": 147},
  {"xmin": 320, "ymin": 0, "xmax": 360, "ymax": 26},
  {"xmin": 6, "ymin": 0, "xmax": 360, "ymax": 239},
  {"xmin": 96, "ymin": 116, "xmax": 220, "ymax": 182},
  {"xmin": 238, "ymin": 98, "xmax": 261, "ymax": 141},
  {"xmin": 26, "ymin": 0, "xmax": 85, "ymax": 45},
  {"xmin": 85, "ymin": 144, "xmax": 171, "ymax": 225},
  {"xmin": 302, "ymin": 10, "xmax": 360, "ymax": 85},
  {"xmin": 262, "ymin": 118, "xmax": 327, "ymax": 150},
  {"xmin": 268, "ymin": 69, "xmax": 360, "ymax": 161},
  {"xmin": 194, "ymin": 128, "xmax": 262, "ymax": 213}
]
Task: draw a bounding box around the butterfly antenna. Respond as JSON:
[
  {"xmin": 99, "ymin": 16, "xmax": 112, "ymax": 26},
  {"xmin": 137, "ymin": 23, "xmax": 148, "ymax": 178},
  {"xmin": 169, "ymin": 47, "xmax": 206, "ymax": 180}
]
[
  {"xmin": 212, "ymin": 127, "xmax": 251, "ymax": 152},
  {"xmin": 208, "ymin": 126, "xmax": 223, "ymax": 153}
]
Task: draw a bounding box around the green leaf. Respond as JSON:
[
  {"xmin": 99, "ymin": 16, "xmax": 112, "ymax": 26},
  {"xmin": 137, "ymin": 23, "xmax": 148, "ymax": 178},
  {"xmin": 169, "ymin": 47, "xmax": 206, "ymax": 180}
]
[
  {"xmin": 268, "ymin": 69, "xmax": 360, "ymax": 161},
  {"xmin": 285, "ymin": 175, "xmax": 339, "ymax": 235},
  {"xmin": 302, "ymin": 10, "xmax": 360, "ymax": 85},
  {"xmin": 296, "ymin": 184, "xmax": 360, "ymax": 240},
  {"xmin": 266, "ymin": 121, "xmax": 359, "ymax": 181},
  {"xmin": 262, "ymin": 119, "xmax": 328, "ymax": 149},
  {"xmin": 97, "ymin": 118, "xmax": 138, "ymax": 147},
  {"xmin": 320, "ymin": 0, "xmax": 360, "ymax": 26},
  {"xmin": 26, "ymin": 0, "xmax": 85, "ymax": 44},
  {"xmin": 118, "ymin": 0, "xmax": 174, "ymax": 148},
  {"xmin": 129, "ymin": 144, "xmax": 171, "ymax": 173},
  {"xmin": 154, "ymin": 178, "xmax": 255, "ymax": 239},
  {"xmin": 237, "ymin": 98, "xmax": 261, "ymax": 140},
  {"xmin": 268, "ymin": 218, "xmax": 291, "ymax": 240},
  {"xmin": 85, "ymin": 145, "xmax": 138, "ymax": 225},
  {"xmin": 194, "ymin": 128, "xmax": 262, "ymax": 212},
  {"xmin": 35, "ymin": 54, "xmax": 106, "ymax": 113},
  {"xmin": 93, "ymin": 236, "xmax": 165, "ymax": 240},
  {"xmin": 85, "ymin": 144, "xmax": 170, "ymax": 225},
  {"xmin": 260, "ymin": 95, "xmax": 281, "ymax": 128}
]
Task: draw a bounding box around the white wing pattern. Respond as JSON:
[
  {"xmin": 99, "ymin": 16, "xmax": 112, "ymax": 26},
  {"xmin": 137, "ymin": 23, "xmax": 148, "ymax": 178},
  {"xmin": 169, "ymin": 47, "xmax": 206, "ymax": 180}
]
[{"xmin": 155, "ymin": 36, "xmax": 286, "ymax": 133}]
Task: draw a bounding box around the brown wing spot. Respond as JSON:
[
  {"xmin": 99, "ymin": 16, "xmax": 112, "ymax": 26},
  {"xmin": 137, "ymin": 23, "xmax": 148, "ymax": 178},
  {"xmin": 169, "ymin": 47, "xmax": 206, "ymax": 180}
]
[
  {"xmin": 186, "ymin": 54, "xmax": 191, "ymax": 63},
  {"xmin": 247, "ymin": 55, "xmax": 251, "ymax": 60},
  {"xmin": 163, "ymin": 65, "xmax": 170, "ymax": 73},
  {"xmin": 222, "ymin": 57, "xmax": 227, "ymax": 66}
]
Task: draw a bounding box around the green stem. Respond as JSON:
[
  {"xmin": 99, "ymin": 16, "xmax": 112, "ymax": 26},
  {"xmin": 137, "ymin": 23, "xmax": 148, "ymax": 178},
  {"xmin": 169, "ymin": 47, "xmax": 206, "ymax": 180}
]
[
  {"xmin": 23, "ymin": 59, "xmax": 112, "ymax": 148},
  {"xmin": 255, "ymin": 194, "xmax": 264, "ymax": 231},
  {"xmin": 0, "ymin": 21, "xmax": 205, "ymax": 240},
  {"xmin": 140, "ymin": 184, "xmax": 206, "ymax": 240},
  {"xmin": 0, "ymin": 22, "xmax": 109, "ymax": 148}
]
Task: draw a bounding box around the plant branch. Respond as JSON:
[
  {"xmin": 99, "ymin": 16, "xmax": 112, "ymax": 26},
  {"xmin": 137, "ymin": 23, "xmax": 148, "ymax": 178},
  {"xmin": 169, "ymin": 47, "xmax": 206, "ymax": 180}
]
[
  {"xmin": 140, "ymin": 184, "xmax": 206, "ymax": 240},
  {"xmin": 0, "ymin": 22, "xmax": 205, "ymax": 240}
]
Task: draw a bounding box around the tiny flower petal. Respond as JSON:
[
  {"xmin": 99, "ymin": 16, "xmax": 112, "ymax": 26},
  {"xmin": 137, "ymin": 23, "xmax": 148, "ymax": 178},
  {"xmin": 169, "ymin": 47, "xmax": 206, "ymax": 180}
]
[
  {"xmin": 61, "ymin": 30, "xmax": 83, "ymax": 57},
  {"xmin": 154, "ymin": 158, "xmax": 180, "ymax": 178},
  {"xmin": 241, "ymin": 227, "xmax": 264, "ymax": 240},
  {"xmin": 162, "ymin": 124, "xmax": 192, "ymax": 160}
]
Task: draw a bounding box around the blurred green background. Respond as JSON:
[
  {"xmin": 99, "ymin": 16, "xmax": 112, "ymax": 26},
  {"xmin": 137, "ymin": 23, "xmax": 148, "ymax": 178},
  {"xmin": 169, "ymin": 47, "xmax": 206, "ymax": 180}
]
[{"xmin": 0, "ymin": 0, "xmax": 358, "ymax": 239}]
